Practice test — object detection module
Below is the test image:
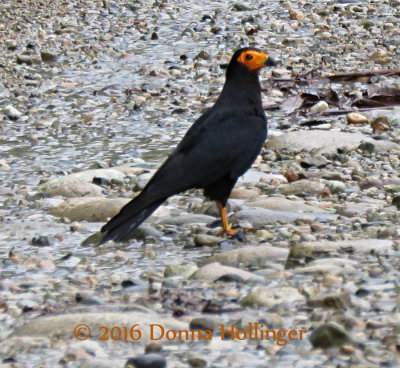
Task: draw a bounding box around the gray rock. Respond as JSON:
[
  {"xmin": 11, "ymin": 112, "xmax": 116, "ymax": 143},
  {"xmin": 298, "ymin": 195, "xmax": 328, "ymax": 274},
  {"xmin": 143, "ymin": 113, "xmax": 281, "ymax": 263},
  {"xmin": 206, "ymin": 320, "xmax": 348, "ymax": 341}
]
[
  {"xmin": 46, "ymin": 182, "xmax": 104, "ymax": 197},
  {"xmin": 157, "ymin": 213, "xmax": 215, "ymax": 225},
  {"xmin": 307, "ymin": 291, "xmax": 351, "ymax": 310},
  {"xmin": 194, "ymin": 234, "xmax": 221, "ymax": 247},
  {"xmin": 279, "ymin": 180, "xmax": 325, "ymax": 196},
  {"xmin": 0, "ymin": 336, "xmax": 50, "ymax": 356},
  {"xmin": 3, "ymin": 105, "xmax": 22, "ymax": 120},
  {"xmin": 79, "ymin": 360, "xmax": 125, "ymax": 368},
  {"xmin": 246, "ymin": 197, "xmax": 329, "ymax": 213},
  {"xmin": 191, "ymin": 262, "xmax": 261, "ymax": 282},
  {"xmin": 327, "ymin": 180, "xmax": 346, "ymax": 194},
  {"xmin": 16, "ymin": 54, "xmax": 41, "ymax": 65},
  {"xmin": 241, "ymin": 286, "xmax": 305, "ymax": 308},
  {"xmin": 230, "ymin": 187, "xmax": 260, "ymax": 199},
  {"xmin": 125, "ymin": 354, "xmax": 166, "ymax": 368},
  {"xmin": 232, "ymin": 207, "xmax": 337, "ymax": 227},
  {"xmin": 309, "ymin": 322, "xmax": 351, "ymax": 348},
  {"xmin": 0, "ymin": 159, "xmax": 10, "ymax": 170},
  {"xmin": 204, "ymin": 245, "xmax": 288, "ymax": 268},
  {"xmin": 50, "ymin": 197, "xmax": 130, "ymax": 222},
  {"xmin": 39, "ymin": 168, "xmax": 129, "ymax": 192},
  {"xmin": 12, "ymin": 312, "xmax": 187, "ymax": 344},
  {"xmin": 295, "ymin": 258, "xmax": 357, "ymax": 274},
  {"xmin": 267, "ymin": 130, "xmax": 400, "ymax": 154},
  {"xmin": 286, "ymin": 239, "xmax": 393, "ymax": 268},
  {"xmin": 164, "ymin": 263, "xmax": 198, "ymax": 278}
]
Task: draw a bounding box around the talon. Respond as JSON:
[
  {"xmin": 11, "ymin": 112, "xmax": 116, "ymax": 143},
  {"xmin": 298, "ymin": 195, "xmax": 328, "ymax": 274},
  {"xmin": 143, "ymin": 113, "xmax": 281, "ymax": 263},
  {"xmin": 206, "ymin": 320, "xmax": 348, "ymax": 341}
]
[
  {"xmin": 214, "ymin": 201, "xmax": 240, "ymax": 236},
  {"xmin": 214, "ymin": 226, "xmax": 239, "ymax": 237}
]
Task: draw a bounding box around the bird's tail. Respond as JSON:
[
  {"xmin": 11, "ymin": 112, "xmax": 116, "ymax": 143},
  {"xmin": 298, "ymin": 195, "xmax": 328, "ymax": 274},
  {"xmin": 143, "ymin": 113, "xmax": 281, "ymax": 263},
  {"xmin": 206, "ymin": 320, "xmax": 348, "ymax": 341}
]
[{"xmin": 96, "ymin": 195, "xmax": 165, "ymax": 245}]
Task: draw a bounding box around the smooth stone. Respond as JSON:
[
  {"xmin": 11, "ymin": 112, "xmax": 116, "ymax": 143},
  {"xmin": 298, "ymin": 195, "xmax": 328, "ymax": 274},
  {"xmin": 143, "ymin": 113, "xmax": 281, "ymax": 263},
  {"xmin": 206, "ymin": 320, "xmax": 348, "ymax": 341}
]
[
  {"xmin": 157, "ymin": 213, "xmax": 215, "ymax": 225},
  {"xmin": 16, "ymin": 54, "xmax": 41, "ymax": 64},
  {"xmin": 266, "ymin": 130, "xmax": 400, "ymax": 154},
  {"xmin": 230, "ymin": 187, "xmax": 260, "ymax": 199},
  {"xmin": 338, "ymin": 202, "xmax": 383, "ymax": 217},
  {"xmin": 0, "ymin": 159, "xmax": 11, "ymax": 170},
  {"xmin": 327, "ymin": 180, "xmax": 346, "ymax": 194},
  {"xmin": 241, "ymin": 286, "xmax": 305, "ymax": 308},
  {"xmin": 295, "ymin": 258, "xmax": 358, "ymax": 274},
  {"xmin": 36, "ymin": 197, "xmax": 65, "ymax": 210},
  {"xmin": 50, "ymin": 197, "xmax": 130, "ymax": 222},
  {"xmin": 307, "ymin": 291, "xmax": 351, "ymax": 310},
  {"xmin": 66, "ymin": 340, "xmax": 108, "ymax": 358},
  {"xmin": 47, "ymin": 183, "xmax": 104, "ymax": 197},
  {"xmin": 246, "ymin": 197, "xmax": 329, "ymax": 213},
  {"xmin": 194, "ymin": 234, "xmax": 221, "ymax": 247},
  {"xmin": 255, "ymin": 229, "xmax": 274, "ymax": 241},
  {"xmin": 232, "ymin": 207, "xmax": 337, "ymax": 227},
  {"xmin": 39, "ymin": 168, "xmax": 128, "ymax": 192},
  {"xmin": 0, "ymin": 336, "xmax": 50, "ymax": 356},
  {"xmin": 79, "ymin": 359, "xmax": 125, "ymax": 368},
  {"xmin": 279, "ymin": 180, "xmax": 325, "ymax": 196},
  {"xmin": 237, "ymin": 169, "xmax": 273, "ymax": 185},
  {"xmin": 189, "ymin": 317, "xmax": 216, "ymax": 331},
  {"xmin": 125, "ymin": 354, "xmax": 166, "ymax": 368},
  {"xmin": 191, "ymin": 262, "xmax": 261, "ymax": 282},
  {"xmin": 135, "ymin": 172, "xmax": 153, "ymax": 190},
  {"xmin": 286, "ymin": 239, "xmax": 393, "ymax": 268},
  {"xmin": 204, "ymin": 245, "xmax": 289, "ymax": 268},
  {"xmin": 309, "ymin": 322, "xmax": 351, "ymax": 348},
  {"xmin": 310, "ymin": 101, "xmax": 329, "ymax": 113},
  {"xmin": 300, "ymin": 155, "xmax": 328, "ymax": 168},
  {"xmin": 12, "ymin": 312, "xmax": 187, "ymax": 344},
  {"xmin": 164, "ymin": 263, "xmax": 198, "ymax": 278},
  {"xmin": 347, "ymin": 112, "xmax": 369, "ymax": 124},
  {"xmin": 4, "ymin": 105, "xmax": 22, "ymax": 119}
]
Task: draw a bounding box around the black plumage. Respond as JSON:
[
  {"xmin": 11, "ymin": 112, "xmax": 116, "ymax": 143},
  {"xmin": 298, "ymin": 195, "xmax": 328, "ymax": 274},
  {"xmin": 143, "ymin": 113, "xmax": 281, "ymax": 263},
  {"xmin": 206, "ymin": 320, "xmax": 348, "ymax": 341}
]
[{"xmin": 98, "ymin": 47, "xmax": 275, "ymax": 244}]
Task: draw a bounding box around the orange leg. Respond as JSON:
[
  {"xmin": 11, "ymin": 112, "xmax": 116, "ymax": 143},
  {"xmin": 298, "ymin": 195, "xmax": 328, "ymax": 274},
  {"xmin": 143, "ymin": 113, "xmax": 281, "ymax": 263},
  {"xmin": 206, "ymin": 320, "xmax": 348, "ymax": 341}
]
[{"xmin": 214, "ymin": 201, "xmax": 239, "ymax": 236}]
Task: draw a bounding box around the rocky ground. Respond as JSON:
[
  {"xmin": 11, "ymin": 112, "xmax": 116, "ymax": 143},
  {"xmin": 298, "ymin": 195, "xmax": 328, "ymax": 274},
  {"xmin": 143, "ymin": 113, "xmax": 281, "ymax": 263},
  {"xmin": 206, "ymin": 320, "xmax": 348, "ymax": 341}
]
[{"xmin": 1, "ymin": 0, "xmax": 400, "ymax": 367}]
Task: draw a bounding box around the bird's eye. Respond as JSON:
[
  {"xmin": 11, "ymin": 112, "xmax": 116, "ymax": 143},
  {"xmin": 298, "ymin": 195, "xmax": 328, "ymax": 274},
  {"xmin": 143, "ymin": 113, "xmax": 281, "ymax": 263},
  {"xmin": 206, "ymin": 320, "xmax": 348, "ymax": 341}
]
[{"xmin": 245, "ymin": 54, "xmax": 253, "ymax": 60}]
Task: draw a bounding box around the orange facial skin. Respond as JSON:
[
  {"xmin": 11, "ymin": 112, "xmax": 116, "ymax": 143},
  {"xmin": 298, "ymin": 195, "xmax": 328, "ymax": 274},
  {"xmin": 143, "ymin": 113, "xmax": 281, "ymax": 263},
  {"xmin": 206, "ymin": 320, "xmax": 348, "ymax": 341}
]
[{"xmin": 237, "ymin": 50, "xmax": 270, "ymax": 71}]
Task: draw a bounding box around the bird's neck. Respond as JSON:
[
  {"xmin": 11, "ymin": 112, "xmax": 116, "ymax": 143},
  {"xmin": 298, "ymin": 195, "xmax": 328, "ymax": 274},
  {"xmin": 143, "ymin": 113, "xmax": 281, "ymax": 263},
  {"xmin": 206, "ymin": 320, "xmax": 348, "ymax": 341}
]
[{"xmin": 216, "ymin": 70, "xmax": 263, "ymax": 109}]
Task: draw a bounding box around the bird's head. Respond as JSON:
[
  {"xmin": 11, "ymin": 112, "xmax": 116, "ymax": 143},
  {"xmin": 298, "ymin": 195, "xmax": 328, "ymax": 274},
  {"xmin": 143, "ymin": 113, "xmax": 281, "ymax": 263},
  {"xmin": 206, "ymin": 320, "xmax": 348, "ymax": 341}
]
[{"xmin": 228, "ymin": 47, "xmax": 276, "ymax": 73}]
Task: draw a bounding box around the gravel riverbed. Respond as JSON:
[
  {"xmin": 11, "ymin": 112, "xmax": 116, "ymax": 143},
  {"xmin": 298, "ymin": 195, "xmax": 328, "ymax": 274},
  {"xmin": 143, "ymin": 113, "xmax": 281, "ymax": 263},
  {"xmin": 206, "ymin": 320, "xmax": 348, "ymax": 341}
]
[{"xmin": 1, "ymin": 0, "xmax": 400, "ymax": 367}]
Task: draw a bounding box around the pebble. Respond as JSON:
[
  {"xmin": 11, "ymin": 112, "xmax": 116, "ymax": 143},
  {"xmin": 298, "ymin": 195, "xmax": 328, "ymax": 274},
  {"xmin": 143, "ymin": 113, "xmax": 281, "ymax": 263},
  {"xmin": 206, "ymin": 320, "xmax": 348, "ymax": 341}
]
[
  {"xmin": 310, "ymin": 101, "xmax": 329, "ymax": 113},
  {"xmin": 125, "ymin": 354, "xmax": 166, "ymax": 368},
  {"xmin": 4, "ymin": 105, "xmax": 22, "ymax": 120},
  {"xmin": 309, "ymin": 322, "xmax": 351, "ymax": 348},
  {"xmin": 347, "ymin": 112, "xmax": 369, "ymax": 124}
]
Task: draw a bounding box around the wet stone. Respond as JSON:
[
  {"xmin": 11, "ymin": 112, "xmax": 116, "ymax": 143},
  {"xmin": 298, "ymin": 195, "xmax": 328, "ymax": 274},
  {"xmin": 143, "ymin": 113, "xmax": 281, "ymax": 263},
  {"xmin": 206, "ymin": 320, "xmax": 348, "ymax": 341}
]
[
  {"xmin": 125, "ymin": 354, "xmax": 166, "ymax": 368},
  {"xmin": 309, "ymin": 322, "xmax": 351, "ymax": 348},
  {"xmin": 193, "ymin": 233, "xmax": 221, "ymax": 247},
  {"xmin": 164, "ymin": 263, "xmax": 198, "ymax": 278}
]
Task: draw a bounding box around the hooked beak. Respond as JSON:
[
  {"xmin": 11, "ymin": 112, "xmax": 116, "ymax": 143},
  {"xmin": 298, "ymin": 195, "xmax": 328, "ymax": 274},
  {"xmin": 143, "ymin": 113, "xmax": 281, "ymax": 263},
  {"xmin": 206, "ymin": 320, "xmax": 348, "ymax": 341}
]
[{"xmin": 265, "ymin": 57, "xmax": 277, "ymax": 67}]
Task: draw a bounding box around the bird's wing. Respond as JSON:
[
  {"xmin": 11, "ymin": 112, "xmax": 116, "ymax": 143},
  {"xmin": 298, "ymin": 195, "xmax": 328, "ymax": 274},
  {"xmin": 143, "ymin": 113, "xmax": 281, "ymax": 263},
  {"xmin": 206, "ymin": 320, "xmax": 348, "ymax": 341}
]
[{"xmin": 141, "ymin": 108, "xmax": 267, "ymax": 201}]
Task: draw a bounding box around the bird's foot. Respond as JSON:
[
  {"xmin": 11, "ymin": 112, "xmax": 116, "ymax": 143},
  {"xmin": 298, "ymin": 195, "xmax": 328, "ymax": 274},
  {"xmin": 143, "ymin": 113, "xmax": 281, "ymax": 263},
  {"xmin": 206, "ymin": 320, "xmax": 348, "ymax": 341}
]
[
  {"xmin": 214, "ymin": 227, "xmax": 256, "ymax": 236},
  {"xmin": 214, "ymin": 225, "xmax": 239, "ymax": 237}
]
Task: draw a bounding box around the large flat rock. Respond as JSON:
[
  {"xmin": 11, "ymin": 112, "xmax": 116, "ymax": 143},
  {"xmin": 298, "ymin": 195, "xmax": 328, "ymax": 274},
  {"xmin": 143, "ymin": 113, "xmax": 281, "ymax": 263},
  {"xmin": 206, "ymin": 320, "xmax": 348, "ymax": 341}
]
[
  {"xmin": 50, "ymin": 197, "xmax": 130, "ymax": 222},
  {"xmin": 204, "ymin": 245, "xmax": 289, "ymax": 268},
  {"xmin": 12, "ymin": 312, "xmax": 187, "ymax": 344},
  {"xmin": 246, "ymin": 197, "xmax": 329, "ymax": 213},
  {"xmin": 190, "ymin": 262, "xmax": 262, "ymax": 282},
  {"xmin": 266, "ymin": 130, "xmax": 400, "ymax": 154},
  {"xmin": 39, "ymin": 167, "xmax": 135, "ymax": 192},
  {"xmin": 232, "ymin": 207, "xmax": 338, "ymax": 227}
]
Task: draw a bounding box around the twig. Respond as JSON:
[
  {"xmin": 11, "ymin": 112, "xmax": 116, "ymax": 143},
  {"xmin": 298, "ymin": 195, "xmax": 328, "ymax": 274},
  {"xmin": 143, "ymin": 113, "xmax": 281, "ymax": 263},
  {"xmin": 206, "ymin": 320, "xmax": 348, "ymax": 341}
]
[
  {"xmin": 317, "ymin": 106, "xmax": 398, "ymax": 117},
  {"xmin": 269, "ymin": 68, "xmax": 400, "ymax": 83}
]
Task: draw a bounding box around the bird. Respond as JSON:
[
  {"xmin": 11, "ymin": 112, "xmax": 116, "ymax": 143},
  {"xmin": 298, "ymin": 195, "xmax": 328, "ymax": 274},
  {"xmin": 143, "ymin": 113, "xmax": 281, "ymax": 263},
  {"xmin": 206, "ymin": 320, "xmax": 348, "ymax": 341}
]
[{"xmin": 96, "ymin": 47, "xmax": 276, "ymax": 245}]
